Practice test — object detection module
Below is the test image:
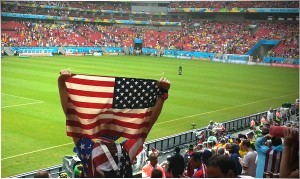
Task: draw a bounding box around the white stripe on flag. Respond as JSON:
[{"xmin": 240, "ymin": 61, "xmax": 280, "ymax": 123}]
[
  {"xmin": 68, "ymin": 94, "xmax": 114, "ymax": 104},
  {"xmin": 92, "ymin": 146, "xmax": 105, "ymax": 157},
  {"xmin": 274, "ymin": 152, "xmax": 281, "ymax": 173},
  {"xmin": 67, "ymin": 104, "xmax": 149, "ymax": 114},
  {"xmin": 266, "ymin": 150, "xmax": 274, "ymax": 174},
  {"xmin": 96, "ymin": 161, "xmax": 112, "ymax": 172},
  {"xmin": 66, "ymin": 83, "xmax": 115, "ymax": 93},
  {"xmin": 74, "ymin": 75, "xmax": 115, "ymax": 82}
]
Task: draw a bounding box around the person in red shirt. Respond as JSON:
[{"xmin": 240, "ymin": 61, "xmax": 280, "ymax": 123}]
[{"xmin": 190, "ymin": 152, "xmax": 207, "ymax": 178}]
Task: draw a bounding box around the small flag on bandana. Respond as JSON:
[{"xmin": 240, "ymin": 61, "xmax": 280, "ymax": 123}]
[{"xmin": 64, "ymin": 74, "xmax": 161, "ymax": 139}]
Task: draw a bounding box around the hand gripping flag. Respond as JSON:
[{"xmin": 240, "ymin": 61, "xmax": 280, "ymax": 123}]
[{"xmin": 64, "ymin": 74, "xmax": 161, "ymax": 139}]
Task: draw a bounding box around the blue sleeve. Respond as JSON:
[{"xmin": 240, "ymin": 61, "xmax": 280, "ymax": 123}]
[
  {"xmin": 255, "ymin": 137, "xmax": 269, "ymax": 154},
  {"xmin": 232, "ymin": 154, "xmax": 242, "ymax": 174}
]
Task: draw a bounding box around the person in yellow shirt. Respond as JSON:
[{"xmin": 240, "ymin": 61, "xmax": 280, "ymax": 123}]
[
  {"xmin": 239, "ymin": 141, "xmax": 247, "ymax": 158},
  {"xmin": 217, "ymin": 138, "xmax": 226, "ymax": 148}
]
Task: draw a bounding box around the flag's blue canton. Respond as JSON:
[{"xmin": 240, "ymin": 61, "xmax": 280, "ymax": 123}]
[
  {"xmin": 76, "ymin": 138, "xmax": 93, "ymax": 177},
  {"xmin": 113, "ymin": 77, "xmax": 160, "ymax": 109}
]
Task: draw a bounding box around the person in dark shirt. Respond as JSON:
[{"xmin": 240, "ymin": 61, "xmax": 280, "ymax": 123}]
[
  {"xmin": 206, "ymin": 155, "xmax": 238, "ymax": 178},
  {"xmin": 178, "ymin": 66, "xmax": 182, "ymax": 75},
  {"xmin": 190, "ymin": 152, "xmax": 207, "ymax": 178},
  {"xmin": 168, "ymin": 147, "xmax": 185, "ymax": 177}
]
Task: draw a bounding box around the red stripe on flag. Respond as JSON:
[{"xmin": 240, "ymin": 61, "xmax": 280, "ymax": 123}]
[
  {"xmin": 67, "ymin": 108, "xmax": 152, "ymax": 119},
  {"xmin": 123, "ymin": 139, "xmax": 144, "ymax": 162},
  {"xmin": 68, "ymin": 98, "xmax": 113, "ymax": 109},
  {"xmin": 92, "ymin": 153, "xmax": 109, "ymax": 167},
  {"xmin": 67, "ymin": 119, "xmax": 150, "ymax": 129},
  {"xmin": 67, "ymin": 88, "xmax": 114, "ymax": 98},
  {"xmin": 270, "ymin": 150, "xmax": 277, "ymax": 174},
  {"xmin": 67, "ymin": 130, "xmax": 148, "ymax": 139},
  {"xmin": 67, "ymin": 77, "xmax": 115, "ymax": 87}
]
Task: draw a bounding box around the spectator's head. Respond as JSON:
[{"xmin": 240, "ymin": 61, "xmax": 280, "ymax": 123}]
[
  {"xmin": 167, "ymin": 155, "xmax": 172, "ymax": 162},
  {"xmin": 151, "ymin": 169, "xmax": 163, "ymax": 178},
  {"xmin": 235, "ymin": 138, "xmax": 241, "ymax": 144},
  {"xmin": 175, "ymin": 146, "xmax": 180, "ymax": 154},
  {"xmin": 217, "ymin": 147, "xmax": 225, "ymax": 155},
  {"xmin": 190, "ymin": 152, "xmax": 203, "ymax": 169},
  {"xmin": 261, "ymin": 127, "xmax": 270, "ymax": 135},
  {"xmin": 58, "ymin": 172, "xmax": 69, "ymax": 178},
  {"xmin": 148, "ymin": 153, "xmax": 158, "ymax": 167},
  {"xmin": 188, "ymin": 144, "xmax": 194, "ymax": 151},
  {"xmin": 246, "ymin": 130, "xmax": 255, "ymax": 139},
  {"xmin": 202, "ymin": 149, "xmax": 212, "ymax": 165},
  {"xmin": 203, "ymin": 142, "xmax": 208, "ymax": 148},
  {"xmin": 207, "ymin": 141, "xmax": 213, "ymax": 148},
  {"xmin": 238, "ymin": 134, "xmax": 247, "ymax": 140},
  {"xmin": 206, "ymin": 155, "xmax": 238, "ymax": 178},
  {"xmin": 34, "ymin": 171, "xmax": 51, "ymax": 178},
  {"xmin": 220, "ymin": 138, "xmax": 225, "ymax": 145},
  {"xmin": 196, "ymin": 144, "xmax": 203, "ymax": 151},
  {"xmin": 209, "ymin": 120, "xmax": 214, "ymax": 125},
  {"xmin": 271, "ymin": 136, "xmax": 282, "ymax": 146},
  {"xmin": 225, "ymin": 143, "xmax": 231, "ymax": 151},
  {"xmin": 241, "ymin": 139, "xmax": 251, "ymax": 151},
  {"xmin": 227, "ymin": 143, "xmax": 239, "ymax": 154}
]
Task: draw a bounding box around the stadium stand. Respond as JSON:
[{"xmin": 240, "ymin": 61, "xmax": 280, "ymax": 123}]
[
  {"xmin": 1, "ymin": 1, "xmax": 299, "ymax": 176},
  {"xmin": 169, "ymin": 1, "xmax": 299, "ymax": 8},
  {"xmin": 2, "ymin": 20, "xmax": 298, "ymax": 59}
]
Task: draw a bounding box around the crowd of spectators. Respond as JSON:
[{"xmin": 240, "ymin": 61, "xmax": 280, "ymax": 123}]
[
  {"xmin": 31, "ymin": 99, "xmax": 299, "ymax": 178},
  {"xmin": 1, "ymin": 21, "xmax": 93, "ymax": 47},
  {"xmin": 2, "ymin": 20, "xmax": 299, "ymax": 59},
  {"xmin": 12, "ymin": 1, "xmax": 131, "ymax": 12},
  {"xmin": 7, "ymin": 1, "xmax": 300, "ymax": 12},
  {"xmin": 139, "ymin": 99, "xmax": 299, "ymax": 178},
  {"xmin": 169, "ymin": 1, "xmax": 299, "ymax": 8}
]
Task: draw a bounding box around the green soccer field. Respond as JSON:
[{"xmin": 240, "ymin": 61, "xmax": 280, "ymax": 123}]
[{"xmin": 1, "ymin": 55, "xmax": 299, "ymax": 177}]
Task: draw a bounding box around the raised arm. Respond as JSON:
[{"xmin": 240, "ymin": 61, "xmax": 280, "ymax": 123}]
[
  {"xmin": 145, "ymin": 77, "xmax": 170, "ymax": 135},
  {"xmin": 58, "ymin": 69, "xmax": 80, "ymax": 144},
  {"xmin": 279, "ymin": 128, "xmax": 299, "ymax": 178},
  {"xmin": 58, "ymin": 69, "xmax": 72, "ymax": 115}
]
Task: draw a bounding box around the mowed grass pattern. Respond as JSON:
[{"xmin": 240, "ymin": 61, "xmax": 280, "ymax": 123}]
[{"xmin": 1, "ymin": 55, "xmax": 299, "ymax": 177}]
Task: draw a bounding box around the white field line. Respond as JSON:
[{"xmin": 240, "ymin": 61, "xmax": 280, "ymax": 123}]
[
  {"xmin": 70, "ymin": 65, "xmax": 165, "ymax": 77},
  {"xmin": 154, "ymin": 92, "xmax": 298, "ymax": 125},
  {"xmin": 2, "ymin": 93, "xmax": 43, "ymax": 102},
  {"xmin": 1, "ymin": 143, "xmax": 74, "ymax": 161},
  {"xmin": 2, "ymin": 93, "xmax": 44, "ymax": 108},
  {"xmin": 2, "ymin": 92, "xmax": 297, "ymax": 160},
  {"xmin": 2, "ymin": 101, "xmax": 44, "ymax": 108}
]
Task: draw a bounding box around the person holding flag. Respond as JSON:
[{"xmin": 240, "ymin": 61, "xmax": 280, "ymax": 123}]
[{"xmin": 58, "ymin": 69, "xmax": 171, "ymax": 177}]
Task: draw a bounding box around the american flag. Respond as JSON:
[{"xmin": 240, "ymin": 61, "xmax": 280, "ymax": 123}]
[
  {"xmin": 65, "ymin": 74, "xmax": 161, "ymax": 140},
  {"xmin": 76, "ymin": 138, "xmax": 136, "ymax": 177}
]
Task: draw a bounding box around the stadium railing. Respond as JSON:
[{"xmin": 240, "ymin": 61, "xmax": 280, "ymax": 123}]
[
  {"xmin": 10, "ymin": 109, "xmax": 272, "ymax": 178},
  {"xmin": 143, "ymin": 110, "xmax": 267, "ymax": 153},
  {"xmin": 10, "ymin": 164, "xmax": 64, "ymax": 178}
]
